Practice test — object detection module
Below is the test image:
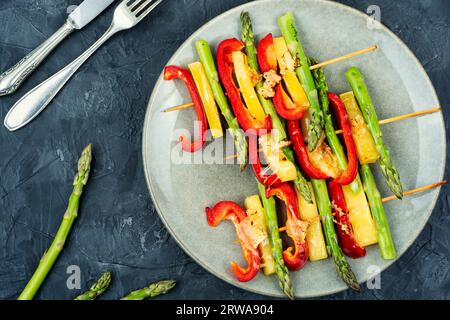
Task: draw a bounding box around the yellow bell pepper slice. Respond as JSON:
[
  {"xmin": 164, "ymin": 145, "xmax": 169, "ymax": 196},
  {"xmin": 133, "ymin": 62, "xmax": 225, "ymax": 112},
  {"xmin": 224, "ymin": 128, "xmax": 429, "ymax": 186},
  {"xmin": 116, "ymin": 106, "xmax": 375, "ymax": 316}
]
[
  {"xmin": 296, "ymin": 183, "xmax": 328, "ymax": 261},
  {"xmin": 231, "ymin": 51, "xmax": 266, "ymax": 121},
  {"xmin": 340, "ymin": 92, "xmax": 380, "ymax": 164},
  {"xmin": 188, "ymin": 62, "xmax": 223, "ymax": 139},
  {"xmin": 272, "ymin": 37, "xmax": 310, "ymax": 109}
]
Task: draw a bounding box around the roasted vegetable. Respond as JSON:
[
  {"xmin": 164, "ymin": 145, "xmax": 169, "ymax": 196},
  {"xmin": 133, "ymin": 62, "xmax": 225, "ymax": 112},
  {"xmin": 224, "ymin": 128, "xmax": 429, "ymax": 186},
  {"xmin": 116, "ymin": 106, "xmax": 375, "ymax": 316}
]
[
  {"xmin": 244, "ymin": 195, "xmax": 276, "ymax": 275},
  {"xmin": 310, "ymin": 179, "xmax": 360, "ymax": 292},
  {"xmin": 327, "ymin": 92, "xmax": 358, "ymax": 185},
  {"xmin": 257, "ymin": 181, "xmax": 295, "ymax": 299},
  {"xmin": 188, "ymin": 61, "xmax": 223, "ymax": 139},
  {"xmin": 232, "ymin": 51, "xmax": 266, "ymax": 122},
  {"xmin": 240, "ymin": 15, "xmax": 312, "ymax": 202},
  {"xmin": 296, "ymin": 183, "xmax": 328, "ymax": 261},
  {"xmin": 259, "ymin": 133, "xmax": 297, "ymax": 182},
  {"xmin": 346, "ymin": 67, "xmax": 403, "ymax": 199},
  {"xmin": 266, "ymin": 183, "xmax": 309, "ymax": 271},
  {"xmin": 287, "ymin": 120, "xmax": 330, "ymax": 180},
  {"xmin": 328, "ymin": 182, "xmax": 366, "ymax": 259},
  {"xmin": 279, "ymin": 12, "xmax": 324, "ymax": 151},
  {"xmin": 360, "ymin": 164, "xmax": 396, "ymax": 259},
  {"xmin": 206, "ymin": 201, "xmax": 261, "ymax": 282},
  {"xmin": 164, "ymin": 66, "xmax": 208, "ymax": 152},
  {"xmin": 340, "ymin": 91, "xmax": 379, "ymax": 165},
  {"xmin": 195, "ymin": 40, "xmax": 248, "ymax": 169},
  {"xmin": 217, "ymin": 38, "xmax": 272, "ymax": 134},
  {"xmin": 272, "ymin": 36, "xmax": 309, "ymax": 110},
  {"xmin": 341, "ymin": 176, "xmax": 378, "ymax": 247}
]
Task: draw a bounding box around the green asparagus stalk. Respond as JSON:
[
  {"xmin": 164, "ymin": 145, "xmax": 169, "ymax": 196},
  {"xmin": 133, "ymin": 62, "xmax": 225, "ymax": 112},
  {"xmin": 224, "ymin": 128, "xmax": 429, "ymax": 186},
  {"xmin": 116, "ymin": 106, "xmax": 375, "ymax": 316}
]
[
  {"xmin": 120, "ymin": 280, "xmax": 176, "ymax": 300},
  {"xmin": 257, "ymin": 182, "xmax": 295, "ymax": 300},
  {"xmin": 18, "ymin": 144, "xmax": 93, "ymax": 300},
  {"xmin": 345, "ymin": 67, "xmax": 403, "ymax": 199},
  {"xmin": 360, "ymin": 164, "xmax": 396, "ymax": 259},
  {"xmin": 195, "ymin": 40, "xmax": 248, "ymax": 171},
  {"xmin": 310, "ymin": 59, "xmax": 359, "ymax": 194},
  {"xmin": 279, "ymin": 12, "xmax": 324, "ymax": 152},
  {"xmin": 74, "ymin": 271, "xmax": 112, "ymax": 300},
  {"xmin": 310, "ymin": 179, "xmax": 360, "ymax": 292},
  {"xmin": 240, "ymin": 11, "xmax": 312, "ymax": 203}
]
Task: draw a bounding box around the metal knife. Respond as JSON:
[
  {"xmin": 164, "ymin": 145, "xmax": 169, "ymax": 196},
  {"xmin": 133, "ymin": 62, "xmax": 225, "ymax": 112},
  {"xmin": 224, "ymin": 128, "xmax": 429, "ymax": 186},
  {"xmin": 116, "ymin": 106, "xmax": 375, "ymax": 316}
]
[{"xmin": 0, "ymin": 0, "xmax": 115, "ymax": 96}]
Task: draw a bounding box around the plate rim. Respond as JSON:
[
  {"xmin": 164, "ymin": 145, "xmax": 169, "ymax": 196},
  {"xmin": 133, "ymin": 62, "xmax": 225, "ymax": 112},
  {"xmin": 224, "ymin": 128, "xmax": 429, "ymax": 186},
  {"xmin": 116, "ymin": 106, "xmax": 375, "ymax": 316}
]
[{"xmin": 142, "ymin": 0, "xmax": 447, "ymax": 298}]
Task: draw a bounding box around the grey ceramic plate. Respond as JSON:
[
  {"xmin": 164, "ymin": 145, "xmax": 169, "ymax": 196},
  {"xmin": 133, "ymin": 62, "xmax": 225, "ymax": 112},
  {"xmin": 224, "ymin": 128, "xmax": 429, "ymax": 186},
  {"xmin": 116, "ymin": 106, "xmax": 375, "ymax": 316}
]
[{"xmin": 142, "ymin": 0, "xmax": 446, "ymax": 298}]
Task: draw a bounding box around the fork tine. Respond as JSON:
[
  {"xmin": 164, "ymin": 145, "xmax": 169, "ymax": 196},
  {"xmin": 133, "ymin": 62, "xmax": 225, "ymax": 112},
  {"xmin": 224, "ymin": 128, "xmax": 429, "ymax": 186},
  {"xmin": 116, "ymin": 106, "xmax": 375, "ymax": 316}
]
[
  {"xmin": 132, "ymin": 0, "xmax": 154, "ymax": 14},
  {"xmin": 127, "ymin": 0, "xmax": 142, "ymax": 11},
  {"xmin": 135, "ymin": 0, "xmax": 162, "ymax": 18}
]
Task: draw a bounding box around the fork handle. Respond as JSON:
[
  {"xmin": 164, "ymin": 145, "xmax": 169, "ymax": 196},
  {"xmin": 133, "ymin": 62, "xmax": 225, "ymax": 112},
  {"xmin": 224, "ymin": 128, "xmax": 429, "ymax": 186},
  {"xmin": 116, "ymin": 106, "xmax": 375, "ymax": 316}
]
[
  {"xmin": 0, "ymin": 21, "xmax": 76, "ymax": 97},
  {"xmin": 4, "ymin": 24, "xmax": 121, "ymax": 131}
]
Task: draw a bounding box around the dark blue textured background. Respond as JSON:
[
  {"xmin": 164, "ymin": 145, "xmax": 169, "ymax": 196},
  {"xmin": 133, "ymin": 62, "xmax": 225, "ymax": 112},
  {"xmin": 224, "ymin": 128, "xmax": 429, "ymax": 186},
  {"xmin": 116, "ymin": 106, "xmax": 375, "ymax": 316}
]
[{"xmin": 0, "ymin": 0, "xmax": 448, "ymax": 300}]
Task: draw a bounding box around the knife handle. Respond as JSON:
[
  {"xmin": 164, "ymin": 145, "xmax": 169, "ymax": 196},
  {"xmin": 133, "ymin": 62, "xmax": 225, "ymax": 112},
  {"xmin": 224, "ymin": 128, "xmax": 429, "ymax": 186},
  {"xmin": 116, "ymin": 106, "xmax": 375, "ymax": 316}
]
[
  {"xmin": 4, "ymin": 24, "xmax": 120, "ymax": 132},
  {"xmin": 0, "ymin": 21, "xmax": 75, "ymax": 96}
]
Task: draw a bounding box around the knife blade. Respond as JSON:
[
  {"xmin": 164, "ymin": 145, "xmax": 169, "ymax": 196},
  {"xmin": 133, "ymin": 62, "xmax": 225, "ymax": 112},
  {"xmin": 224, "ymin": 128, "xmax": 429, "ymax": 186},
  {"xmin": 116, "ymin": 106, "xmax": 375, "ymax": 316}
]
[
  {"xmin": 0, "ymin": 0, "xmax": 115, "ymax": 96},
  {"xmin": 68, "ymin": 0, "xmax": 115, "ymax": 29}
]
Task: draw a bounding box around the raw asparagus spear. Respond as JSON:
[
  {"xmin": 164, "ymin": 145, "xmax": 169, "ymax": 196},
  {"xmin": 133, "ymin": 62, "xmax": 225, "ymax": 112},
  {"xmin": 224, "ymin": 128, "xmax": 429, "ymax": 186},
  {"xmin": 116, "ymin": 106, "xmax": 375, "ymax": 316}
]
[
  {"xmin": 257, "ymin": 182, "xmax": 295, "ymax": 300},
  {"xmin": 18, "ymin": 144, "xmax": 93, "ymax": 300},
  {"xmin": 120, "ymin": 280, "xmax": 176, "ymax": 300},
  {"xmin": 360, "ymin": 164, "xmax": 396, "ymax": 259},
  {"xmin": 74, "ymin": 271, "xmax": 112, "ymax": 300},
  {"xmin": 311, "ymin": 59, "xmax": 360, "ymax": 194},
  {"xmin": 279, "ymin": 12, "xmax": 324, "ymax": 152},
  {"xmin": 345, "ymin": 67, "xmax": 403, "ymax": 199},
  {"xmin": 195, "ymin": 40, "xmax": 248, "ymax": 170},
  {"xmin": 241, "ymin": 11, "xmax": 312, "ymax": 203},
  {"xmin": 310, "ymin": 179, "xmax": 361, "ymax": 292}
]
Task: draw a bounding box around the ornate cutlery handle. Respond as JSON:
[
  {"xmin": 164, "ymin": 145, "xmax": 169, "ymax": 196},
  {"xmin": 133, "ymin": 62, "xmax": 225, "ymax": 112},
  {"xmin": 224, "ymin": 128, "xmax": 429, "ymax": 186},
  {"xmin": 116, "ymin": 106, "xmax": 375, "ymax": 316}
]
[
  {"xmin": 4, "ymin": 24, "xmax": 121, "ymax": 132},
  {"xmin": 0, "ymin": 21, "xmax": 75, "ymax": 96}
]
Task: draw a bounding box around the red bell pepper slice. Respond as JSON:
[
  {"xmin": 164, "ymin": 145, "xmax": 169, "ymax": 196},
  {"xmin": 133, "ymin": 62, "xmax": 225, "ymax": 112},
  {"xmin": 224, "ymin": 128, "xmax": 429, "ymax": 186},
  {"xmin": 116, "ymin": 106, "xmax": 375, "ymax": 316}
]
[
  {"xmin": 217, "ymin": 38, "xmax": 272, "ymax": 135},
  {"xmin": 257, "ymin": 33, "xmax": 278, "ymax": 73},
  {"xmin": 248, "ymin": 135, "xmax": 282, "ymax": 188},
  {"xmin": 286, "ymin": 120, "xmax": 330, "ymax": 179},
  {"xmin": 273, "ymin": 84, "xmax": 306, "ymax": 120},
  {"xmin": 266, "ymin": 183, "xmax": 309, "ymax": 271},
  {"xmin": 205, "ymin": 201, "xmax": 261, "ymax": 282},
  {"xmin": 164, "ymin": 65, "xmax": 208, "ymax": 152},
  {"xmin": 328, "ymin": 92, "xmax": 358, "ymax": 185},
  {"xmin": 328, "ymin": 182, "xmax": 366, "ymax": 259}
]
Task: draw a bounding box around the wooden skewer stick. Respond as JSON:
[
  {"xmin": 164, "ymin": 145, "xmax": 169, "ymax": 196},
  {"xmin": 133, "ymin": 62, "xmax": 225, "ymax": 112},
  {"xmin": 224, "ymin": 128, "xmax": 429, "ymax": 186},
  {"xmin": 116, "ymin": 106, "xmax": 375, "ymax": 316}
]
[
  {"xmin": 309, "ymin": 45, "xmax": 378, "ymax": 70},
  {"xmin": 162, "ymin": 102, "xmax": 196, "ymax": 113},
  {"xmin": 278, "ymin": 180, "xmax": 448, "ymax": 232},
  {"xmin": 223, "ymin": 107, "xmax": 441, "ymax": 160},
  {"xmin": 381, "ymin": 180, "xmax": 447, "ymax": 203},
  {"xmin": 162, "ymin": 45, "xmax": 379, "ymax": 113},
  {"xmin": 334, "ymin": 107, "xmax": 441, "ymax": 134}
]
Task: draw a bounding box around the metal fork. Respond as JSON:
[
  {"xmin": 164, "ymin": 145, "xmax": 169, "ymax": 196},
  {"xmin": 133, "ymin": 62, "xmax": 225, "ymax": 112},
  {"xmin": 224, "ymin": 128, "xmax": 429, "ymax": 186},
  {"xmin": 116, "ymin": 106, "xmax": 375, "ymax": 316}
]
[{"xmin": 4, "ymin": 0, "xmax": 163, "ymax": 131}]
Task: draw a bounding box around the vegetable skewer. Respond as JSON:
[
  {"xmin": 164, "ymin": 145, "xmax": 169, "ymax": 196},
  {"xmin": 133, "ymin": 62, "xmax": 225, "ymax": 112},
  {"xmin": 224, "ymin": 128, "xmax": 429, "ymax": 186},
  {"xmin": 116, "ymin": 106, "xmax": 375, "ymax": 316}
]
[
  {"xmin": 195, "ymin": 40, "xmax": 248, "ymax": 170},
  {"xmin": 311, "ymin": 61, "xmax": 360, "ymax": 192},
  {"xmin": 346, "ymin": 67, "xmax": 403, "ymax": 199},
  {"xmin": 18, "ymin": 144, "xmax": 92, "ymax": 300},
  {"xmin": 241, "ymin": 11, "xmax": 312, "ymax": 203},
  {"xmin": 162, "ymin": 44, "xmax": 379, "ymax": 113},
  {"xmin": 279, "ymin": 181, "xmax": 447, "ymax": 233},
  {"xmin": 218, "ymin": 107, "xmax": 439, "ymax": 160},
  {"xmin": 257, "ymin": 182, "xmax": 295, "ymax": 300}
]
